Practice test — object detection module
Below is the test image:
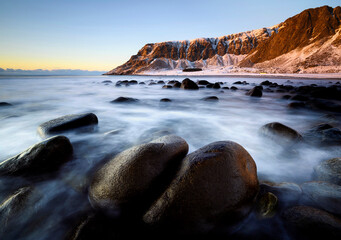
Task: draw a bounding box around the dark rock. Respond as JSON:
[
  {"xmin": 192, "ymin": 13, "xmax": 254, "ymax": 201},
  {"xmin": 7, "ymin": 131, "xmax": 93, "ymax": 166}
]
[
  {"xmin": 307, "ymin": 99, "xmax": 341, "ymax": 113},
  {"xmin": 282, "ymin": 206, "xmax": 341, "ymax": 239},
  {"xmin": 212, "ymin": 83, "xmax": 221, "ymax": 89},
  {"xmin": 246, "ymin": 86, "xmax": 263, "ymax": 97},
  {"xmin": 173, "ymin": 82, "xmax": 181, "ymax": 88},
  {"xmin": 230, "ymin": 86, "xmax": 238, "ymax": 90},
  {"xmin": 160, "ymin": 98, "xmax": 172, "ymax": 102},
  {"xmin": 162, "ymin": 85, "xmax": 173, "ymax": 89},
  {"xmin": 129, "ymin": 80, "xmax": 138, "ymax": 84},
  {"xmin": 259, "ymin": 122, "xmax": 302, "ymax": 146},
  {"xmin": 138, "ymin": 128, "xmax": 176, "ymax": 144},
  {"xmin": 201, "ymin": 96, "xmax": 219, "ymax": 101},
  {"xmin": 291, "ymin": 94, "xmax": 309, "ymax": 101},
  {"xmin": 255, "ymin": 192, "xmax": 278, "ymax": 218},
  {"xmin": 287, "ymin": 101, "xmax": 306, "ymax": 109},
  {"xmin": 111, "ymin": 97, "xmax": 139, "ymax": 103},
  {"xmin": 148, "ymin": 82, "xmax": 156, "ymax": 85},
  {"xmin": 37, "ymin": 113, "xmax": 98, "ymax": 138},
  {"xmin": 89, "ymin": 135, "xmax": 189, "ymax": 215},
  {"xmin": 0, "ymin": 102, "xmax": 12, "ymax": 107},
  {"xmin": 259, "ymin": 181, "xmax": 302, "ymax": 208},
  {"xmin": 282, "ymin": 95, "xmax": 291, "ymax": 100},
  {"xmin": 206, "ymin": 83, "xmax": 214, "ymax": 88},
  {"xmin": 269, "ymin": 83, "xmax": 278, "ymax": 87},
  {"xmin": 300, "ymin": 181, "xmax": 341, "ymax": 215},
  {"xmin": 101, "ymin": 80, "xmax": 112, "ymax": 84},
  {"xmin": 180, "ymin": 78, "xmax": 199, "ymax": 90},
  {"xmin": 157, "ymin": 81, "xmax": 165, "ymax": 84},
  {"xmin": 222, "ymin": 86, "xmax": 230, "ymax": 89},
  {"xmin": 168, "ymin": 80, "xmax": 177, "ymax": 84},
  {"xmin": 0, "ymin": 136, "xmax": 73, "ymax": 177},
  {"xmin": 261, "ymin": 80, "xmax": 272, "ymax": 86},
  {"xmin": 311, "ymin": 86, "xmax": 341, "ymax": 101},
  {"xmin": 143, "ymin": 141, "xmax": 259, "ymax": 233},
  {"xmin": 276, "ymin": 89, "xmax": 286, "ymax": 93},
  {"xmin": 303, "ymin": 124, "xmax": 341, "ymax": 146},
  {"xmin": 233, "ymin": 81, "xmax": 243, "ymax": 84},
  {"xmin": 314, "ymin": 158, "xmax": 341, "ymax": 185},
  {"xmin": 197, "ymin": 80, "xmax": 211, "ymax": 85}
]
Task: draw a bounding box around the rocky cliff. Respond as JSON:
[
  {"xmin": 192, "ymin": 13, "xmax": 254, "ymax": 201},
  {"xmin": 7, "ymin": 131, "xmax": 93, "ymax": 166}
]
[{"xmin": 106, "ymin": 5, "xmax": 341, "ymax": 75}]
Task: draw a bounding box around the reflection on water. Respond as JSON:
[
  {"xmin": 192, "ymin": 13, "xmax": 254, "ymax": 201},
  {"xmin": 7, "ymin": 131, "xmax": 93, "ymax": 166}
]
[{"xmin": 0, "ymin": 75, "xmax": 340, "ymax": 239}]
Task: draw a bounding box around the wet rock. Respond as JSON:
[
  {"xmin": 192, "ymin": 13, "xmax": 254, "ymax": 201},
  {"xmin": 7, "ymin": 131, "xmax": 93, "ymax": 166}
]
[
  {"xmin": 197, "ymin": 80, "xmax": 211, "ymax": 85},
  {"xmin": 259, "ymin": 122, "xmax": 302, "ymax": 146},
  {"xmin": 233, "ymin": 81, "xmax": 243, "ymax": 85},
  {"xmin": 162, "ymin": 85, "xmax": 173, "ymax": 89},
  {"xmin": 173, "ymin": 82, "xmax": 181, "ymax": 88},
  {"xmin": 246, "ymin": 86, "xmax": 263, "ymax": 97},
  {"xmin": 0, "ymin": 187, "xmax": 34, "ymax": 231},
  {"xmin": 0, "ymin": 102, "xmax": 12, "ymax": 107},
  {"xmin": 259, "ymin": 181, "xmax": 302, "ymax": 208},
  {"xmin": 314, "ymin": 158, "xmax": 341, "ymax": 185},
  {"xmin": 290, "ymin": 94, "xmax": 309, "ymax": 101},
  {"xmin": 37, "ymin": 113, "xmax": 98, "ymax": 138},
  {"xmin": 139, "ymin": 82, "xmax": 145, "ymax": 85},
  {"xmin": 300, "ymin": 181, "xmax": 341, "ymax": 215},
  {"xmin": 206, "ymin": 83, "xmax": 214, "ymax": 88},
  {"xmin": 111, "ymin": 97, "xmax": 139, "ymax": 103},
  {"xmin": 180, "ymin": 78, "xmax": 199, "ymax": 90},
  {"xmin": 160, "ymin": 98, "xmax": 172, "ymax": 102},
  {"xmin": 261, "ymin": 80, "xmax": 272, "ymax": 86},
  {"xmin": 256, "ymin": 192, "xmax": 278, "ymax": 218},
  {"xmin": 101, "ymin": 80, "xmax": 112, "ymax": 84},
  {"xmin": 310, "ymin": 86, "xmax": 341, "ymax": 101},
  {"xmin": 129, "ymin": 80, "xmax": 138, "ymax": 84},
  {"xmin": 157, "ymin": 80, "xmax": 165, "ymax": 84},
  {"xmin": 287, "ymin": 101, "xmax": 306, "ymax": 109},
  {"xmin": 230, "ymin": 86, "xmax": 238, "ymax": 90},
  {"xmin": 303, "ymin": 124, "xmax": 341, "ymax": 146},
  {"xmin": 201, "ymin": 96, "xmax": 219, "ymax": 101},
  {"xmin": 307, "ymin": 99, "xmax": 341, "ymax": 113},
  {"xmin": 143, "ymin": 141, "xmax": 259, "ymax": 233},
  {"xmin": 89, "ymin": 135, "xmax": 189, "ymax": 215},
  {"xmin": 222, "ymin": 86, "xmax": 230, "ymax": 89},
  {"xmin": 282, "ymin": 206, "xmax": 341, "ymax": 239},
  {"xmin": 0, "ymin": 136, "xmax": 73, "ymax": 177},
  {"xmin": 212, "ymin": 83, "xmax": 221, "ymax": 89},
  {"xmin": 138, "ymin": 128, "xmax": 176, "ymax": 143},
  {"xmin": 282, "ymin": 95, "xmax": 291, "ymax": 100}
]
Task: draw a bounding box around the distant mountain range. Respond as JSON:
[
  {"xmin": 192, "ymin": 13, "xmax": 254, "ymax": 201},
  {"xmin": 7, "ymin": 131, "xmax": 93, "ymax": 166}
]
[{"xmin": 106, "ymin": 5, "xmax": 341, "ymax": 75}]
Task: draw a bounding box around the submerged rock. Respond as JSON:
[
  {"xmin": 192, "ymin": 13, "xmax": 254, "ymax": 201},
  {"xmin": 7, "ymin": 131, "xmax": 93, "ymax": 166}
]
[
  {"xmin": 160, "ymin": 98, "xmax": 172, "ymax": 102},
  {"xmin": 37, "ymin": 113, "xmax": 98, "ymax": 138},
  {"xmin": 197, "ymin": 80, "xmax": 211, "ymax": 85},
  {"xmin": 303, "ymin": 124, "xmax": 341, "ymax": 146},
  {"xmin": 282, "ymin": 206, "xmax": 341, "ymax": 239},
  {"xmin": 162, "ymin": 85, "xmax": 173, "ymax": 89},
  {"xmin": 314, "ymin": 158, "xmax": 341, "ymax": 185},
  {"xmin": 0, "ymin": 136, "xmax": 73, "ymax": 177},
  {"xmin": 259, "ymin": 122, "xmax": 302, "ymax": 146},
  {"xmin": 180, "ymin": 78, "xmax": 199, "ymax": 90},
  {"xmin": 111, "ymin": 97, "xmax": 139, "ymax": 103},
  {"xmin": 201, "ymin": 96, "xmax": 219, "ymax": 101},
  {"xmin": 89, "ymin": 135, "xmax": 189, "ymax": 216},
  {"xmin": 0, "ymin": 102, "xmax": 12, "ymax": 107},
  {"xmin": 300, "ymin": 181, "xmax": 341, "ymax": 215},
  {"xmin": 143, "ymin": 141, "xmax": 259, "ymax": 233}
]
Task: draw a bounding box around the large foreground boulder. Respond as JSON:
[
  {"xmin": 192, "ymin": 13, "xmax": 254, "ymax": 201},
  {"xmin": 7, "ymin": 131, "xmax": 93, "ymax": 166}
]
[
  {"xmin": 314, "ymin": 158, "xmax": 341, "ymax": 185},
  {"xmin": 180, "ymin": 78, "xmax": 199, "ymax": 90},
  {"xmin": 259, "ymin": 122, "xmax": 302, "ymax": 146},
  {"xmin": 0, "ymin": 136, "xmax": 73, "ymax": 177},
  {"xmin": 37, "ymin": 113, "xmax": 98, "ymax": 138},
  {"xmin": 143, "ymin": 141, "xmax": 259, "ymax": 233},
  {"xmin": 282, "ymin": 206, "xmax": 341, "ymax": 239},
  {"xmin": 89, "ymin": 135, "xmax": 188, "ymax": 215}
]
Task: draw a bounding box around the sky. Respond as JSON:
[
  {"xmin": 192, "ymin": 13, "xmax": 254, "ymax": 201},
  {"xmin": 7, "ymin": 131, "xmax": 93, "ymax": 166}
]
[{"xmin": 0, "ymin": 0, "xmax": 340, "ymax": 72}]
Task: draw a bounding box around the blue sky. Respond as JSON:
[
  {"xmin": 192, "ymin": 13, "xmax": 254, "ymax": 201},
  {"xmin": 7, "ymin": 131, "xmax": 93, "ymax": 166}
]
[{"xmin": 0, "ymin": 0, "xmax": 339, "ymax": 71}]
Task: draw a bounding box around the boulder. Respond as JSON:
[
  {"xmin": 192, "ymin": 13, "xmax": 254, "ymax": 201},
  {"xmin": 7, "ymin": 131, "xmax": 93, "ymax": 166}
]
[
  {"xmin": 290, "ymin": 94, "xmax": 309, "ymax": 101},
  {"xmin": 162, "ymin": 85, "xmax": 173, "ymax": 89},
  {"xmin": 303, "ymin": 124, "xmax": 341, "ymax": 146},
  {"xmin": 89, "ymin": 135, "xmax": 189, "ymax": 215},
  {"xmin": 197, "ymin": 80, "xmax": 211, "ymax": 85},
  {"xmin": 37, "ymin": 113, "xmax": 98, "ymax": 138},
  {"xmin": 282, "ymin": 206, "xmax": 341, "ymax": 239},
  {"xmin": 314, "ymin": 158, "xmax": 341, "ymax": 185},
  {"xmin": 246, "ymin": 86, "xmax": 263, "ymax": 97},
  {"xmin": 143, "ymin": 141, "xmax": 259, "ymax": 233},
  {"xmin": 212, "ymin": 83, "xmax": 221, "ymax": 89},
  {"xmin": 300, "ymin": 181, "xmax": 341, "ymax": 215},
  {"xmin": 160, "ymin": 98, "xmax": 172, "ymax": 102},
  {"xmin": 0, "ymin": 136, "xmax": 73, "ymax": 177},
  {"xmin": 201, "ymin": 96, "xmax": 219, "ymax": 101},
  {"xmin": 111, "ymin": 97, "xmax": 139, "ymax": 103},
  {"xmin": 261, "ymin": 80, "xmax": 272, "ymax": 86},
  {"xmin": 129, "ymin": 80, "xmax": 138, "ymax": 84},
  {"xmin": 0, "ymin": 102, "xmax": 12, "ymax": 107},
  {"xmin": 101, "ymin": 80, "xmax": 112, "ymax": 84},
  {"xmin": 173, "ymin": 82, "xmax": 181, "ymax": 88},
  {"xmin": 230, "ymin": 86, "xmax": 238, "ymax": 90},
  {"xmin": 259, "ymin": 122, "xmax": 302, "ymax": 146},
  {"xmin": 180, "ymin": 78, "xmax": 199, "ymax": 90}
]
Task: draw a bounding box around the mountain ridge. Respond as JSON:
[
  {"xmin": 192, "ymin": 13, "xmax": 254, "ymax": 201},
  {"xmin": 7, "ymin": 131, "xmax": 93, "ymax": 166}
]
[{"xmin": 105, "ymin": 5, "xmax": 341, "ymax": 75}]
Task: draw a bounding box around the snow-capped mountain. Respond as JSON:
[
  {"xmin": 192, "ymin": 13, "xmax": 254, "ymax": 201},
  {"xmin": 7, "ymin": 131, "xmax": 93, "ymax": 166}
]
[{"xmin": 106, "ymin": 5, "xmax": 341, "ymax": 75}]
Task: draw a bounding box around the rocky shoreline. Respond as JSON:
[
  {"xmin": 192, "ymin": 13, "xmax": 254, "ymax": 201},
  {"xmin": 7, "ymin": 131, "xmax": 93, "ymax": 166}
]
[{"xmin": 1, "ymin": 78, "xmax": 341, "ymax": 239}]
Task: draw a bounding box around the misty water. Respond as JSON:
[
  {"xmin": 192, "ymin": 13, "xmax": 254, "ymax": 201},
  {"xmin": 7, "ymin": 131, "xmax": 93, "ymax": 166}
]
[{"xmin": 0, "ymin": 75, "xmax": 340, "ymax": 239}]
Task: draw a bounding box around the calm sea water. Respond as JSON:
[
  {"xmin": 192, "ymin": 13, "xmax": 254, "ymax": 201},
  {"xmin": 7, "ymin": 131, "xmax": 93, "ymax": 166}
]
[{"xmin": 0, "ymin": 75, "xmax": 340, "ymax": 239}]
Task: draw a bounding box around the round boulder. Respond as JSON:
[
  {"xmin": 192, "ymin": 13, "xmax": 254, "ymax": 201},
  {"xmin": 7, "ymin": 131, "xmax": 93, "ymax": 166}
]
[
  {"xmin": 180, "ymin": 78, "xmax": 199, "ymax": 90},
  {"xmin": 89, "ymin": 135, "xmax": 189, "ymax": 215},
  {"xmin": 246, "ymin": 86, "xmax": 263, "ymax": 97},
  {"xmin": 143, "ymin": 141, "xmax": 258, "ymax": 233}
]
